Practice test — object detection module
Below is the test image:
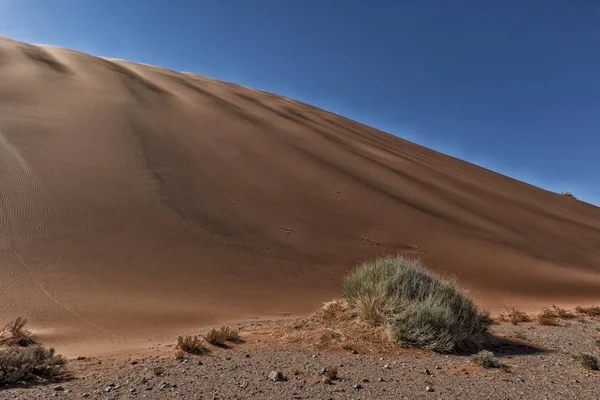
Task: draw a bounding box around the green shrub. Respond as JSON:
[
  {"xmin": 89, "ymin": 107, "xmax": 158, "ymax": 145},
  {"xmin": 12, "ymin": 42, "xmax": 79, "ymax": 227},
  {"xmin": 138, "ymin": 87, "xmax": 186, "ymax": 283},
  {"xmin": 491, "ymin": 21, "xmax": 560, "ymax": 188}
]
[
  {"xmin": 342, "ymin": 256, "xmax": 491, "ymax": 353},
  {"xmin": 0, "ymin": 345, "xmax": 67, "ymax": 384},
  {"xmin": 471, "ymin": 350, "xmax": 501, "ymax": 368}
]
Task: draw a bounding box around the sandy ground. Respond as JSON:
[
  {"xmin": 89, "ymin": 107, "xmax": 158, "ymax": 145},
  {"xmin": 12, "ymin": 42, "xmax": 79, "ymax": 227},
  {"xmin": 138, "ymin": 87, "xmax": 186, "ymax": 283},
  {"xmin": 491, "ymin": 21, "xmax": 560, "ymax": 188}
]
[
  {"xmin": 1, "ymin": 36, "xmax": 600, "ymax": 356},
  {"xmin": 2, "ymin": 318, "xmax": 600, "ymax": 399}
]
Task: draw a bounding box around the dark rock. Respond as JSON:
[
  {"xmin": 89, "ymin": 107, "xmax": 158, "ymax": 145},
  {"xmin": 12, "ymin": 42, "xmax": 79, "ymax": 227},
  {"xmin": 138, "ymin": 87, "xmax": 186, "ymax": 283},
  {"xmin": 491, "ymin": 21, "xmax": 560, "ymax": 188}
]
[
  {"xmin": 353, "ymin": 384, "xmax": 362, "ymax": 390},
  {"xmin": 53, "ymin": 385, "xmax": 64, "ymax": 391},
  {"xmin": 515, "ymin": 376, "xmax": 525, "ymax": 383}
]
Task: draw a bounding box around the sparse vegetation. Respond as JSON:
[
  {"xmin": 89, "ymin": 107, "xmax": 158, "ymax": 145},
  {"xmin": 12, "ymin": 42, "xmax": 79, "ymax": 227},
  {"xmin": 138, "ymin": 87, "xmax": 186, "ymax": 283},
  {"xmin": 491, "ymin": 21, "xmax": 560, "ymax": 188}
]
[
  {"xmin": 506, "ymin": 308, "xmax": 530, "ymax": 325},
  {"xmin": 204, "ymin": 326, "xmax": 240, "ymax": 346},
  {"xmin": 0, "ymin": 317, "xmax": 67, "ymax": 384},
  {"xmin": 341, "ymin": 256, "xmax": 491, "ymax": 353},
  {"xmin": 470, "ymin": 350, "xmax": 501, "ymax": 368},
  {"xmin": 560, "ymin": 191, "xmax": 576, "ymax": 199},
  {"xmin": 0, "ymin": 317, "xmax": 38, "ymax": 347},
  {"xmin": 595, "ymin": 338, "xmax": 600, "ymax": 350},
  {"xmin": 537, "ymin": 314, "xmax": 559, "ymax": 326},
  {"xmin": 176, "ymin": 335, "xmax": 208, "ymax": 355},
  {"xmin": 573, "ymin": 353, "xmax": 599, "ymax": 371},
  {"xmin": 153, "ymin": 366, "xmax": 165, "ymax": 376},
  {"xmin": 537, "ymin": 308, "xmax": 560, "ymax": 326},
  {"xmin": 0, "ymin": 345, "xmax": 67, "ymax": 384},
  {"xmin": 575, "ymin": 305, "xmax": 600, "ymax": 317},
  {"xmin": 174, "ymin": 350, "xmax": 185, "ymax": 360}
]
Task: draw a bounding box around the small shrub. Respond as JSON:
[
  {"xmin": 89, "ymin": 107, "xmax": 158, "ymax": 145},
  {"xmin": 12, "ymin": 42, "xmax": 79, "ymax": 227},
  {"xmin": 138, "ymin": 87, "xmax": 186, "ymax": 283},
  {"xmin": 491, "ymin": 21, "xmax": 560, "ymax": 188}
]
[
  {"xmin": 537, "ymin": 308, "xmax": 559, "ymax": 326},
  {"xmin": 575, "ymin": 305, "xmax": 600, "ymax": 317},
  {"xmin": 470, "ymin": 350, "xmax": 501, "ymax": 368},
  {"xmin": 0, "ymin": 317, "xmax": 38, "ymax": 347},
  {"xmin": 573, "ymin": 353, "xmax": 599, "ymax": 371},
  {"xmin": 204, "ymin": 326, "xmax": 240, "ymax": 346},
  {"xmin": 595, "ymin": 338, "xmax": 600, "ymax": 350},
  {"xmin": 0, "ymin": 345, "xmax": 66, "ymax": 384},
  {"xmin": 507, "ymin": 308, "xmax": 530, "ymax": 325},
  {"xmin": 324, "ymin": 365, "xmax": 338, "ymax": 380},
  {"xmin": 176, "ymin": 335, "xmax": 208, "ymax": 355},
  {"xmin": 537, "ymin": 315, "xmax": 559, "ymax": 326},
  {"xmin": 552, "ymin": 305, "xmax": 575, "ymax": 319},
  {"xmin": 174, "ymin": 350, "xmax": 185, "ymax": 360},
  {"xmin": 560, "ymin": 191, "xmax": 576, "ymax": 199},
  {"xmin": 342, "ymin": 256, "xmax": 491, "ymax": 353}
]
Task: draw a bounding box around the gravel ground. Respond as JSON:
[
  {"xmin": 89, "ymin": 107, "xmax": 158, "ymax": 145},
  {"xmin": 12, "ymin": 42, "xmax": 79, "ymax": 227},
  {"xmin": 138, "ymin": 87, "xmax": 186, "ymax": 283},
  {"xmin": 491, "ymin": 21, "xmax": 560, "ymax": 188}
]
[{"xmin": 2, "ymin": 319, "xmax": 600, "ymax": 399}]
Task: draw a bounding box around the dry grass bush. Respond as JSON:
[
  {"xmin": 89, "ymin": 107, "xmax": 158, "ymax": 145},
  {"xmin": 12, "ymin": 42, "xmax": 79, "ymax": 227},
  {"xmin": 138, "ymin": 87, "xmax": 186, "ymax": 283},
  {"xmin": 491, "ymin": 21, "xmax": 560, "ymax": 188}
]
[
  {"xmin": 153, "ymin": 366, "xmax": 165, "ymax": 376},
  {"xmin": 0, "ymin": 345, "xmax": 66, "ymax": 384},
  {"xmin": 204, "ymin": 326, "xmax": 240, "ymax": 346},
  {"xmin": 470, "ymin": 350, "xmax": 501, "ymax": 368},
  {"xmin": 595, "ymin": 338, "xmax": 600, "ymax": 350},
  {"xmin": 243, "ymin": 299, "xmax": 397, "ymax": 354},
  {"xmin": 507, "ymin": 308, "xmax": 530, "ymax": 325},
  {"xmin": 537, "ymin": 314, "xmax": 559, "ymax": 326},
  {"xmin": 573, "ymin": 353, "xmax": 599, "ymax": 371},
  {"xmin": 342, "ymin": 256, "xmax": 491, "ymax": 353},
  {"xmin": 560, "ymin": 191, "xmax": 576, "ymax": 198},
  {"xmin": 0, "ymin": 317, "xmax": 38, "ymax": 347},
  {"xmin": 176, "ymin": 335, "xmax": 208, "ymax": 355},
  {"xmin": 575, "ymin": 305, "xmax": 600, "ymax": 317}
]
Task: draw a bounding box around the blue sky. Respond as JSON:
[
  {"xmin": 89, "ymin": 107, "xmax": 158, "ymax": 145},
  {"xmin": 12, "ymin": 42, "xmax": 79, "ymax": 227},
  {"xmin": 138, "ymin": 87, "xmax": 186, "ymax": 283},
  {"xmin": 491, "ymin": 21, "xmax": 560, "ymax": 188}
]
[{"xmin": 2, "ymin": 0, "xmax": 599, "ymax": 205}]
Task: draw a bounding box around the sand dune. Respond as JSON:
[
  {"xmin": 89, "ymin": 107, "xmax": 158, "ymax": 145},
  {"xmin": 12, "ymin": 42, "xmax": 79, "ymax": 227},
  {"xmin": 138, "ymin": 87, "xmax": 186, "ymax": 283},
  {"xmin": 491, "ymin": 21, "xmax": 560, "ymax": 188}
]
[{"xmin": 1, "ymin": 36, "xmax": 599, "ymax": 355}]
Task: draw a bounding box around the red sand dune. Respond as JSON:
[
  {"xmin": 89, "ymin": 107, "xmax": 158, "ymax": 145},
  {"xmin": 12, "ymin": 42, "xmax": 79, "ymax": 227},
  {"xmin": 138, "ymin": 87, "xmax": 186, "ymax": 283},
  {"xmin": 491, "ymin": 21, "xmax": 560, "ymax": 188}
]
[{"xmin": 1, "ymin": 37, "xmax": 600, "ymax": 356}]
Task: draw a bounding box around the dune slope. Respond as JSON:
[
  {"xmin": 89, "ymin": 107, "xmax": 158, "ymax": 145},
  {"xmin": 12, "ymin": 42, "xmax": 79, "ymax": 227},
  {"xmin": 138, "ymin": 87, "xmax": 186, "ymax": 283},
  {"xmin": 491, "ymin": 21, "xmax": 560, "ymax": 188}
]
[{"xmin": 1, "ymin": 37, "xmax": 599, "ymax": 355}]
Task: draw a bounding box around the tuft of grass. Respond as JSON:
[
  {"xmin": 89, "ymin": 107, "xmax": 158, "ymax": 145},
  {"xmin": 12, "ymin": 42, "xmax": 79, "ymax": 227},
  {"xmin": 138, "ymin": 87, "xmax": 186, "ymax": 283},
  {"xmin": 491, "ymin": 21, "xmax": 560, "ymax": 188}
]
[
  {"xmin": 176, "ymin": 335, "xmax": 208, "ymax": 355},
  {"xmin": 204, "ymin": 326, "xmax": 240, "ymax": 346},
  {"xmin": 537, "ymin": 308, "xmax": 559, "ymax": 326},
  {"xmin": 0, "ymin": 317, "xmax": 38, "ymax": 347},
  {"xmin": 560, "ymin": 191, "xmax": 576, "ymax": 199},
  {"xmin": 174, "ymin": 350, "xmax": 185, "ymax": 360},
  {"xmin": 537, "ymin": 314, "xmax": 559, "ymax": 326},
  {"xmin": 595, "ymin": 338, "xmax": 600, "ymax": 350},
  {"xmin": 575, "ymin": 305, "xmax": 600, "ymax": 317},
  {"xmin": 341, "ymin": 255, "xmax": 491, "ymax": 353},
  {"xmin": 324, "ymin": 365, "xmax": 338, "ymax": 380},
  {"xmin": 470, "ymin": 350, "xmax": 501, "ymax": 368},
  {"xmin": 507, "ymin": 308, "xmax": 530, "ymax": 325},
  {"xmin": 0, "ymin": 345, "xmax": 67, "ymax": 384},
  {"xmin": 573, "ymin": 353, "xmax": 599, "ymax": 371}
]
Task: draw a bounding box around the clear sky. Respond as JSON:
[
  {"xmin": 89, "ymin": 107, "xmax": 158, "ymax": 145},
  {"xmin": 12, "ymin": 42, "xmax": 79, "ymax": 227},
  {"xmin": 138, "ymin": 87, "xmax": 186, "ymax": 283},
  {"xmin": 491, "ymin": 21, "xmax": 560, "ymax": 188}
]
[{"xmin": 1, "ymin": 0, "xmax": 599, "ymax": 205}]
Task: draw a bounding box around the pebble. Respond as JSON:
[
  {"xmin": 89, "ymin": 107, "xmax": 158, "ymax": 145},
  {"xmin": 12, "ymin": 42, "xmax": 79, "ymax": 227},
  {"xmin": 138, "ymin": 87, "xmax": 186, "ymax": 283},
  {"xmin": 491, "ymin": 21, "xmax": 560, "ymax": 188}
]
[
  {"xmin": 424, "ymin": 368, "xmax": 431, "ymax": 375},
  {"xmin": 323, "ymin": 377, "xmax": 332, "ymax": 384},
  {"xmin": 268, "ymin": 370, "xmax": 285, "ymax": 382},
  {"xmin": 53, "ymin": 385, "xmax": 64, "ymax": 391},
  {"xmin": 383, "ymin": 364, "xmax": 391, "ymax": 369},
  {"xmin": 426, "ymin": 386, "xmax": 434, "ymax": 392},
  {"xmin": 571, "ymin": 379, "xmax": 579, "ymax": 384},
  {"xmin": 351, "ymin": 350, "xmax": 358, "ymax": 355},
  {"xmin": 378, "ymin": 377, "xmax": 385, "ymax": 382},
  {"xmin": 515, "ymin": 376, "xmax": 525, "ymax": 383},
  {"xmin": 353, "ymin": 384, "xmax": 362, "ymax": 390},
  {"xmin": 131, "ymin": 360, "xmax": 138, "ymax": 365}
]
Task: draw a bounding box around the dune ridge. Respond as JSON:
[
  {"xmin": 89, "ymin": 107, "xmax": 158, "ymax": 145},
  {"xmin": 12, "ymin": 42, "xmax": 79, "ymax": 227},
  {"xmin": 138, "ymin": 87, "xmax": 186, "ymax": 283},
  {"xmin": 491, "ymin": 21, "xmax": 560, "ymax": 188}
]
[{"xmin": 1, "ymin": 36, "xmax": 599, "ymax": 355}]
